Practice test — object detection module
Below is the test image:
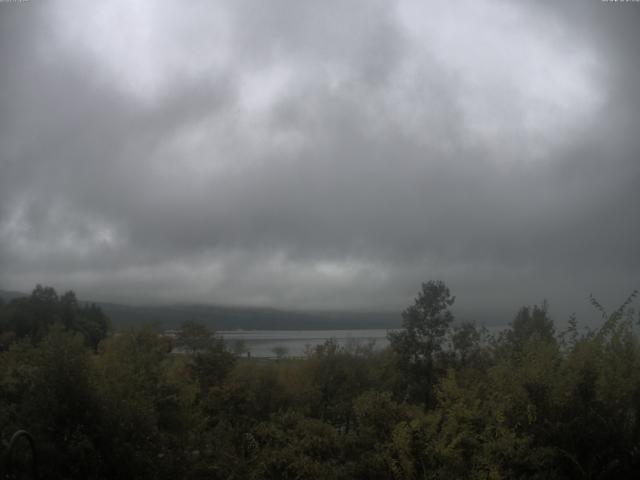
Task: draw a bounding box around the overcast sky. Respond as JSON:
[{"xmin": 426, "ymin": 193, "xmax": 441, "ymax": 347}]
[{"xmin": 1, "ymin": 0, "xmax": 639, "ymax": 322}]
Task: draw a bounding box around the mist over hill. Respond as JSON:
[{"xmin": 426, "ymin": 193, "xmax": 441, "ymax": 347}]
[
  {"xmin": 1, "ymin": 289, "xmax": 401, "ymax": 330},
  {"xmin": 98, "ymin": 302, "xmax": 402, "ymax": 330},
  {"xmin": 0, "ymin": 290, "xmax": 26, "ymax": 302}
]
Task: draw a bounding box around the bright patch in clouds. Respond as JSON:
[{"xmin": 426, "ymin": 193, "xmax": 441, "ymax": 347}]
[
  {"xmin": 0, "ymin": 200, "xmax": 122, "ymax": 262},
  {"xmin": 52, "ymin": 0, "xmax": 232, "ymax": 101},
  {"xmin": 398, "ymin": 0, "xmax": 605, "ymax": 160},
  {"xmin": 239, "ymin": 64, "xmax": 293, "ymax": 115}
]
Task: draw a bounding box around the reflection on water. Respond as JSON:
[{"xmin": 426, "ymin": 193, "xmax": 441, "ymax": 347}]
[
  {"xmin": 218, "ymin": 325, "xmax": 507, "ymax": 358},
  {"xmin": 219, "ymin": 329, "xmax": 391, "ymax": 358}
]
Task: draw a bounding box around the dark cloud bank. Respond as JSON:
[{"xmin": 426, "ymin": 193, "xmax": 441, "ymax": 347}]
[{"xmin": 1, "ymin": 0, "xmax": 639, "ymax": 325}]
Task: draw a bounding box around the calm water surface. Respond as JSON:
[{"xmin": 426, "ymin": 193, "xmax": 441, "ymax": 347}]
[
  {"xmin": 219, "ymin": 325, "xmax": 506, "ymax": 358},
  {"xmin": 219, "ymin": 329, "xmax": 391, "ymax": 358}
]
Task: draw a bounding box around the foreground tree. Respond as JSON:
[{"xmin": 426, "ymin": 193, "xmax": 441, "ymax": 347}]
[
  {"xmin": 176, "ymin": 320, "xmax": 236, "ymax": 392},
  {"xmin": 0, "ymin": 286, "xmax": 110, "ymax": 349},
  {"xmin": 94, "ymin": 327, "xmax": 186, "ymax": 479},
  {"xmin": 506, "ymin": 302, "xmax": 555, "ymax": 350},
  {"xmin": 388, "ymin": 280, "xmax": 455, "ymax": 406}
]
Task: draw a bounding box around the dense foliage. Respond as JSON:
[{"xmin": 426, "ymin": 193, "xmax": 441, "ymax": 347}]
[{"xmin": 1, "ymin": 282, "xmax": 639, "ymax": 479}]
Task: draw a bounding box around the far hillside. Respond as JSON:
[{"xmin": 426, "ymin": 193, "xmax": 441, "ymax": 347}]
[{"xmin": 0, "ymin": 289, "xmax": 400, "ymax": 330}]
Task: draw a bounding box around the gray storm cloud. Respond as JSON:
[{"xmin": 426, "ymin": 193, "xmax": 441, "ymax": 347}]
[{"xmin": 1, "ymin": 0, "xmax": 639, "ymax": 323}]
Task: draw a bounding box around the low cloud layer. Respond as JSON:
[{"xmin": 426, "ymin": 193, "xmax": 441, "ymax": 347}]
[{"xmin": 1, "ymin": 0, "xmax": 639, "ymax": 322}]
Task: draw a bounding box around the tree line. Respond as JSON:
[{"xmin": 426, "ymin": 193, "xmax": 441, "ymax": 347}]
[{"xmin": 0, "ymin": 281, "xmax": 639, "ymax": 479}]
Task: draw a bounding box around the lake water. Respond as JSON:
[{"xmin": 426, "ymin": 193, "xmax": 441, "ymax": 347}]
[
  {"xmin": 218, "ymin": 325, "xmax": 507, "ymax": 358},
  {"xmin": 219, "ymin": 329, "xmax": 391, "ymax": 358}
]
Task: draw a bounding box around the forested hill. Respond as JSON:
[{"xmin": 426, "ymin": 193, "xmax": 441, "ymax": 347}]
[
  {"xmin": 99, "ymin": 303, "xmax": 401, "ymax": 330},
  {"xmin": 0, "ymin": 289, "xmax": 26, "ymax": 302},
  {"xmin": 0, "ymin": 290, "xmax": 400, "ymax": 330}
]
